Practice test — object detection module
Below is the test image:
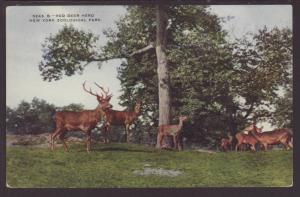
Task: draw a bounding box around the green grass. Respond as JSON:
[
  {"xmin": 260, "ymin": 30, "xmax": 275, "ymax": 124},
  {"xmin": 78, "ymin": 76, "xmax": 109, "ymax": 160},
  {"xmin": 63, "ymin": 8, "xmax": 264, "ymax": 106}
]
[{"xmin": 6, "ymin": 143, "xmax": 293, "ymax": 188}]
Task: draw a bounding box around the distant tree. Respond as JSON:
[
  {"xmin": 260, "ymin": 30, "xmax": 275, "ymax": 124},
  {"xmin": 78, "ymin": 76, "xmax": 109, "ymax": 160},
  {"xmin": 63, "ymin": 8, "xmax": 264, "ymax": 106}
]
[
  {"xmin": 6, "ymin": 98, "xmax": 86, "ymax": 134},
  {"xmin": 230, "ymin": 27, "xmax": 292, "ymax": 132},
  {"xmin": 58, "ymin": 103, "xmax": 84, "ymax": 111},
  {"xmin": 6, "ymin": 98, "xmax": 55, "ymax": 134},
  {"xmin": 270, "ymin": 83, "xmax": 292, "ymax": 128}
]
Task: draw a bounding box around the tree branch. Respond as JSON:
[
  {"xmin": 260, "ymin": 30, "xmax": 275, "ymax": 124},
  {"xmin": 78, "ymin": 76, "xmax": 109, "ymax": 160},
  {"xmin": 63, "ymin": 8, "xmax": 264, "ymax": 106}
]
[
  {"xmin": 91, "ymin": 55, "xmax": 126, "ymax": 62},
  {"xmin": 129, "ymin": 42, "xmax": 155, "ymax": 57},
  {"xmin": 91, "ymin": 43, "xmax": 155, "ymax": 63},
  {"xmin": 243, "ymin": 102, "xmax": 255, "ymax": 119}
]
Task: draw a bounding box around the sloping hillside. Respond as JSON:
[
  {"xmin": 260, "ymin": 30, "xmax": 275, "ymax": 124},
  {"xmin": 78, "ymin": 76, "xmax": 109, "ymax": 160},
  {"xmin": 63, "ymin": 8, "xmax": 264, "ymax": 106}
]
[{"xmin": 6, "ymin": 142, "xmax": 293, "ymax": 187}]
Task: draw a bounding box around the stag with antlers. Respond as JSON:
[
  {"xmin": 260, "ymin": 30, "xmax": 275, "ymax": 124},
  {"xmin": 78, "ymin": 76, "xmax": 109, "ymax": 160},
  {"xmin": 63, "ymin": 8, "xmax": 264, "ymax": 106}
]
[
  {"xmin": 92, "ymin": 83, "xmax": 142, "ymax": 143},
  {"xmin": 156, "ymin": 116, "xmax": 188, "ymax": 151},
  {"xmin": 50, "ymin": 81, "xmax": 113, "ymax": 153}
]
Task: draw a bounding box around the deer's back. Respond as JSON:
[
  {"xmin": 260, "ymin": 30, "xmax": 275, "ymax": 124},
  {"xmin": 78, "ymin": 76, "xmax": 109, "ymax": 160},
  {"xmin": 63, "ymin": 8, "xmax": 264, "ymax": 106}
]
[
  {"xmin": 255, "ymin": 129, "xmax": 291, "ymax": 143},
  {"xmin": 55, "ymin": 110, "xmax": 100, "ymax": 128},
  {"xmin": 105, "ymin": 110, "xmax": 135, "ymax": 125},
  {"xmin": 236, "ymin": 132, "xmax": 258, "ymax": 144},
  {"xmin": 159, "ymin": 124, "xmax": 180, "ymax": 135}
]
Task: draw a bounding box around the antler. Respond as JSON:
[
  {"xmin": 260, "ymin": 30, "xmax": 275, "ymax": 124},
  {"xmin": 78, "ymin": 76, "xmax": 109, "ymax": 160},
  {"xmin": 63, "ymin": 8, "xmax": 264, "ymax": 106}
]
[
  {"xmin": 82, "ymin": 81, "xmax": 100, "ymax": 97},
  {"xmin": 94, "ymin": 82, "xmax": 113, "ymax": 98}
]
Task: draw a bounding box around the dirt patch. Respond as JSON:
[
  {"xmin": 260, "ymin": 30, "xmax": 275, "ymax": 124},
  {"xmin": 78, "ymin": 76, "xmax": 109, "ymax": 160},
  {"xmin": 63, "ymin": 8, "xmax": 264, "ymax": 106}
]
[
  {"xmin": 6, "ymin": 133, "xmax": 51, "ymax": 147},
  {"xmin": 133, "ymin": 167, "xmax": 183, "ymax": 177},
  {"xmin": 196, "ymin": 149, "xmax": 216, "ymax": 154},
  {"xmin": 6, "ymin": 133, "xmax": 101, "ymax": 148}
]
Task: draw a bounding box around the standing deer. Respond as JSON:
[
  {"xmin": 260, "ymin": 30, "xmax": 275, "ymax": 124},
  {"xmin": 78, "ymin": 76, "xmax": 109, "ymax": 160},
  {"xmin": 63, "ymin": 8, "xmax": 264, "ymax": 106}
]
[
  {"xmin": 235, "ymin": 132, "xmax": 259, "ymax": 151},
  {"xmin": 156, "ymin": 116, "xmax": 188, "ymax": 151},
  {"xmin": 50, "ymin": 81, "xmax": 113, "ymax": 153},
  {"xmin": 235, "ymin": 126, "xmax": 263, "ymax": 151},
  {"xmin": 249, "ymin": 124, "xmax": 293, "ymax": 150},
  {"xmin": 100, "ymin": 93, "xmax": 142, "ymax": 143}
]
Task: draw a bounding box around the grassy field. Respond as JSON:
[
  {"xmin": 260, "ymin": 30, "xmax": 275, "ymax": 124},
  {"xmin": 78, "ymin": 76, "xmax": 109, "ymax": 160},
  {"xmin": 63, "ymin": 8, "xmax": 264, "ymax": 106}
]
[{"xmin": 6, "ymin": 143, "xmax": 293, "ymax": 188}]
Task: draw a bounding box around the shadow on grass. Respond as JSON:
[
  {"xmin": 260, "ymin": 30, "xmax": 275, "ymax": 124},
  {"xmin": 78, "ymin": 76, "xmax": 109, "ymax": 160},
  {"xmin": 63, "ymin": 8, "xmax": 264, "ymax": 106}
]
[{"xmin": 91, "ymin": 146, "xmax": 156, "ymax": 153}]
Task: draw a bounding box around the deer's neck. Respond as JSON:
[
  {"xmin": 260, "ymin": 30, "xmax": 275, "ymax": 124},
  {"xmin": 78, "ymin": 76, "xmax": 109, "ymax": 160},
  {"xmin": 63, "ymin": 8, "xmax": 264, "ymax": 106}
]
[
  {"xmin": 250, "ymin": 129, "xmax": 262, "ymax": 140},
  {"xmin": 95, "ymin": 105, "xmax": 105, "ymax": 120},
  {"xmin": 132, "ymin": 110, "xmax": 140, "ymax": 119},
  {"xmin": 178, "ymin": 120, "xmax": 184, "ymax": 130},
  {"xmin": 134, "ymin": 106, "xmax": 140, "ymax": 115}
]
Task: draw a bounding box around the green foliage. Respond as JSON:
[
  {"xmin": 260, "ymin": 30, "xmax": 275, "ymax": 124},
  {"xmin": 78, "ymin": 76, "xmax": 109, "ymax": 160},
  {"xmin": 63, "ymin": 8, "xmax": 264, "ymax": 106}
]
[
  {"xmin": 6, "ymin": 98, "xmax": 85, "ymax": 134},
  {"xmin": 38, "ymin": 6, "xmax": 292, "ymax": 145},
  {"xmin": 231, "ymin": 27, "xmax": 292, "ymax": 127},
  {"xmin": 58, "ymin": 103, "xmax": 84, "ymax": 111},
  {"xmin": 39, "ymin": 25, "xmax": 100, "ymax": 81},
  {"xmin": 270, "ymin": 85, "xmax": 293, "ymax": 128},
  {"xmin": 7, "ymin": 143, "xmax": 293, "ymax": 187},
  {"xmin": 6, "ymin": 98, "xmax": 56, "ymax": 134},
  {"xmin": 103, "ymin": 5, "xmax": 235, "ymax": 142}
]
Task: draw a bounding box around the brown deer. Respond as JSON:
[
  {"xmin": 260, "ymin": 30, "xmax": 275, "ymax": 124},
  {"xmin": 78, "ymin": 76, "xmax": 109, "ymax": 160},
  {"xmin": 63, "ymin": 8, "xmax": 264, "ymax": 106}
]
[
  {"xmin": 220, "ymin": 133, "xmax": 233, "ymax": 151},
  {"xmin": 156, "ymin": 116, "xmax": 188, "ymax": 151},
  {"xmin": 50, "ymin": 81, "xmax": 113, "ymax": 153},
  {"xmin": 101, "ymin": 97, "xmax": 142, "ymax": 143},
  {"xmin": 249, "ymin": 124, "xmax": 293, "ymax": 150},
  {"xmin": 235, "ymin": 125, "xmax": 263, "ymax": 151},
  {"xmin": 235, "ymin": 132, "xmax": 259, "ymax": 151}
]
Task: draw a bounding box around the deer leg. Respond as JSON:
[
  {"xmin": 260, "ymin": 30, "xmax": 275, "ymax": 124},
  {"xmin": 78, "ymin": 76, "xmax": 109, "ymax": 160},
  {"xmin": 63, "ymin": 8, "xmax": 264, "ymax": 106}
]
[
  {"xmin": 284, "ymin": 143, "xmax": 289, "ymax": 150},
  {"xmin": 288, "ymin": 138, "xmax": 293, "ymax": 149},
  {"xmin": 263, "ymin": 143, "xmax": 268, "ymax": 151},
  {"xmin": 156, "ymin": 133, "xmax": 162, "ymax": 149},
  {"xmin": 250, "ymin": 144, "xmax": 256, "ymax": 152},
  {"xmin": 281, "ymin": 140, "xmax": 289, "ymax": 150},
  {"xmin": 50, "ymin": 129, "xmax": 62, "ymax": 151},
  {"xmin": 235, "ymin": 142, "xmax": 240, "ymax": 152},
  {"xmin": 102, "ymin": 125, "xmax": 107, "ymax": 143},
  {"xmin": 103, "ymin": 123, "xmax": 110, "ymax": 143},
  {"xmin": 178, "ymin": 134, "xmax": 183, "ymax": 151},
  {"xmin": 173, "ymin": 135, "xmax": 177, "ymax": 150},
  {"xmin": 224, "ymin": 145, "xmax": 228, "ymax": 152},
  {"xmin": 125, "ymin": 124, "xmax": 130, "ymax": 143},
  {"xmin": 283, "ymin": 137, "xmax": 292, "ymax": 150},
  {"xmin": 160, "ymin": 135, "xmax": 165, "ymax": 149},
  {"xmin": 225, "ymin": 143, "xmax": 229, "ymax": 152},
  {"xmin": 59, "ymin": 132, "xmax": 69, "ymax": 152},
  {"xmin": 86, "ymin": 131, "xmax": 92, "ymax": 153}
]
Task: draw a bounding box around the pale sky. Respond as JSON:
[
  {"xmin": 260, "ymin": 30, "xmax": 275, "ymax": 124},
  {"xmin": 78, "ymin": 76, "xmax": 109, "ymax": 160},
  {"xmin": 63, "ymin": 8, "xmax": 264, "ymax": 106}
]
[{"xmin": 6, "ymin": 5, "xmax": 292, "ymax": 130}]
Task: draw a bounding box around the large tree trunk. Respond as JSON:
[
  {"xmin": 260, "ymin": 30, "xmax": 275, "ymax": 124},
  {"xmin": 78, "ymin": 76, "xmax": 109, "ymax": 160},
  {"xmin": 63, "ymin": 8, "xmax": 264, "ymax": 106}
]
[{"xmin": 155, "ymin": 5, "xmax": 171, "ymax": 148}]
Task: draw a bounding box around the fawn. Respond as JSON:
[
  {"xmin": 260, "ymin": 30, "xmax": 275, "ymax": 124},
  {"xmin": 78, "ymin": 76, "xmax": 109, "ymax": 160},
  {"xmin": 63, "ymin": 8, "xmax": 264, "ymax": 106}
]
[{"xmin": 156, "ymin": 116, "xmax": 188, "ymax": 151}]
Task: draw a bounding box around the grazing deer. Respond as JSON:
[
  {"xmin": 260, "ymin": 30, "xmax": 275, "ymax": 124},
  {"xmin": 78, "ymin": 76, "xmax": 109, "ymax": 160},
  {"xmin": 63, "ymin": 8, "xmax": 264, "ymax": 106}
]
[
  {"xmin": 156, "ymin": 116, "xmax": 188, "ymax": 151},
  {"xmin": 249, "ymin": 124, "xmax": 293, "ymax": 150},
  {"xmin": 50, "ymin": 81, "xmax": 113, "ymax": 153},
  {"xmin": 220, "ymin": 133, "xmax": 233, "ymax": 151},
  {"xmin": 101, "ymin": 96, "xmax": 142, "ymax": 143}
]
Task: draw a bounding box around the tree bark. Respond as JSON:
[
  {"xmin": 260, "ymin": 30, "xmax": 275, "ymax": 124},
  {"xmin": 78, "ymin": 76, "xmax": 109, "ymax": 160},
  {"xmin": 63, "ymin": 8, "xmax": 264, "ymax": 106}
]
[{"xmin": 155, "ymin": 5, "xmax": 171, "ymax": 148}]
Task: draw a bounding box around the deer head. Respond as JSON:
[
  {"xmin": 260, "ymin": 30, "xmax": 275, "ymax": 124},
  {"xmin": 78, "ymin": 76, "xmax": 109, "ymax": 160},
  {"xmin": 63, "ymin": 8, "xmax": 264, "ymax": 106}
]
[
  {"xmin": 82, "ymin": 81, "xmax": 113, "ymax": 110},
  {"xmin": 179, "ymin": 116, "xmax": 188, "ymax": 122},
  {"xmin": 134, "ymin": 101, "xmax": 142, "ymax": 114}
]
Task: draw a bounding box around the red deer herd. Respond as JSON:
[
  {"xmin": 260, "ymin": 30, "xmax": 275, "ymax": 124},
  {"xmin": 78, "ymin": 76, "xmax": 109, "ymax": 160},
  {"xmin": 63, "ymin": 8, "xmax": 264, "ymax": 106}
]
[
  {"xmin": 50, "ymin": 81, "xmax": 293, "ymax": 153},
  {"xmin": 220, "ymin": 124, "xmax": 293, "ymax": 152}
]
